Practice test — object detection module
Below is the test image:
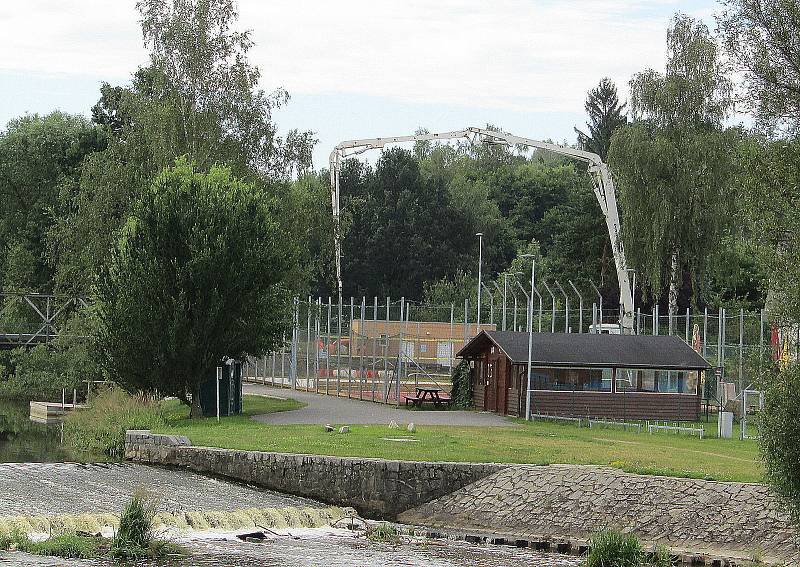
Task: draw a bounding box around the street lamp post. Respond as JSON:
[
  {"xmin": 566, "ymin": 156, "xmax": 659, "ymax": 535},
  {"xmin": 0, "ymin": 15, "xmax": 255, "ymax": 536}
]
[
  {"xmin": 476, "ymin": 233, "xmax": 484, "ymax": 330},
  {"xmin": 520, "ymin": 255, "xmax": 536, "ymax": 421}
]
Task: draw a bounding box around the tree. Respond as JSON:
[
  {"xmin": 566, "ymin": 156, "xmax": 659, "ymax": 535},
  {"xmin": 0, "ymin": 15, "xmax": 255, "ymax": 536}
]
[
  {"xmin": 575, "ymin": 78, "xmax": 628, "ymax": 160},
  {"xmin": 51, "ymin": 0, "xmax": 314, "ymax": 294},
  {"xmin": 97, "ymin": 159, "xmax": 295, "ymax": 416},
  {"xmin": 717, "ymin": 0, "xmax": 800, "ymax": 134},
  {"xmin": 761, "ymin": 362, "xmax": 800, "ymax": 526},
  {"xmin": 608, "ymin": 14, "xmax": 740, "ymax": 313},
  {"xmin": 0, "ymin": 112, "xmax": 104, "ymax": 293},
  {"xmin": 136, "ymin": 0, "xmax": 314, "ymax": 177}
]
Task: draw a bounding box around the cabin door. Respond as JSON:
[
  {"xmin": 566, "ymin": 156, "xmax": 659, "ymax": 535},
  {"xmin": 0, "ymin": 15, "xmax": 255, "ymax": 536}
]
[{"xmin": 484, "ymin": 358, "xmax": 495, "ymax": 411}]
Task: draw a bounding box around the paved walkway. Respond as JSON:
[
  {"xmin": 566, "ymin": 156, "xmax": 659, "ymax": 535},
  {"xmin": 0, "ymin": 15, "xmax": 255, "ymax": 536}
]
[{"xmin": 244, "ymin": 384, "xmax": 512, "ymax": 426}]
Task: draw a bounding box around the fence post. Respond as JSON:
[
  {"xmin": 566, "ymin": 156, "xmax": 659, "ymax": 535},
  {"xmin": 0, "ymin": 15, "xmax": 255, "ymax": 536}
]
[
  {"xmin": 348, "ymin": 297, "xmax": 354, "ymax": 398},
  {"xmin": 384, "ymin": 297, "xmax": 390, "ymax": 403},
  {"xmin": 739, "ymin": 308, "xmax": 744, "ymax": 392},
  {"xmin": 703, "ymin": 307, "xmax": 708, "ymax": 359},
  {"xmin": 326, "ymin": 297, "xmax": 332, "ymax": 395},
  {"xmin": 360, "ymin": 297, "xmax": 365, "ymax": 400},
  {"xmin": 685, "ymin": 308, "xmax": 690, "ymax": 343},
  {"xmin": 306, "ymin": 296, "xmax": 312, "ymax": 387}
]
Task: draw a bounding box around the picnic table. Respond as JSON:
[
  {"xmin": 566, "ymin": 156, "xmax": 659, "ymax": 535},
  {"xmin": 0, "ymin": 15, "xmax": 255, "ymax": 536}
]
[{"xmin": 403, "ymin": 387, "xmax": 451, "ymax": 408}]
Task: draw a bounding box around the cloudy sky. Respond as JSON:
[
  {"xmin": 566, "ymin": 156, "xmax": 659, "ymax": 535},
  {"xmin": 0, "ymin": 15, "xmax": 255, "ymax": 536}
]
[{"xmin": 0, "ymin": 0, "xmax": 720, "ymax": 168}]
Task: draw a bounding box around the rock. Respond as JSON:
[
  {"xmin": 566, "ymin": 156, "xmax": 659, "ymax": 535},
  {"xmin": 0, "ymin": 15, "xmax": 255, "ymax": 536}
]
[
  {"xmin": 388, "ymin": 420, "xmax": 399, "ymax": 429},
  {"xmin": 339, "ymin": 426, "xmax": 350, "ymax": 434},
  {"xmin": 407, "ymin": 423, "xmax": 416, "ymax": 433},
  {"xmin": 325, "ymin": 424, "xmax": 334, "ymax": 432}
]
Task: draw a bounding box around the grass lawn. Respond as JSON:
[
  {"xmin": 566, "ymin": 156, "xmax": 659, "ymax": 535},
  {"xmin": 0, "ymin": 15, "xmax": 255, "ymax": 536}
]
[{"xmin": 155, "ymin": 394, "xmax": 762, "ymax": 483}]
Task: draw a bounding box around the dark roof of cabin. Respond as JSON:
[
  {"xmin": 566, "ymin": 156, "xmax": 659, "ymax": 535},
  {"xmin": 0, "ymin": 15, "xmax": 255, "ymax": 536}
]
[{"xmin": 457, "ymin": 331, "xmax": 711, "ymax": 370}]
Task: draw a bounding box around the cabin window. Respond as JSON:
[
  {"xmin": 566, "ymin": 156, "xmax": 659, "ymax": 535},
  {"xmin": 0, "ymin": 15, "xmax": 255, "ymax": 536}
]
[
  {"xmin": 615, "ymin": 369, "xmax": 698, "ymax": 394},
  {"xmin": 528, "ymin": 367, "xmax": 612, "ymax": 392}
]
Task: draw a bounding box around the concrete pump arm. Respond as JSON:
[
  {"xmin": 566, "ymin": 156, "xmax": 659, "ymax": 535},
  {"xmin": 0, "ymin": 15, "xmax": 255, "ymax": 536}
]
[{"xmin": 328, "ymin": 126, "xmax": 634, "ymax": 332}]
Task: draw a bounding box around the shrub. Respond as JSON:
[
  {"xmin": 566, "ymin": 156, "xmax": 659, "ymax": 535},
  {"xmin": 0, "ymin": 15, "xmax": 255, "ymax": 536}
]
[
  {"xmin": 63, "ymin": 388, "xmax": 165, "ymax": 457},
  {"xmin": 366, "ymin": 522, "xmax": 400, "ymax": 544},
  {"xmin": 585, "ymin": 530, "xmax": 644, "ymax": 567},
  {"xmin": 110, "ymin": 491, "xmax": 157, "ymax": 560},
  {"xmin": 449, "ymin": 360, "xmax": 473, "ymax": 408},
  {"xmin": 585, "ymin": 530, "xmax": 675, "ymax": 567},
  {"xmin": 760, "ymin": 362, "xmax": 800, "ymax": 526}
]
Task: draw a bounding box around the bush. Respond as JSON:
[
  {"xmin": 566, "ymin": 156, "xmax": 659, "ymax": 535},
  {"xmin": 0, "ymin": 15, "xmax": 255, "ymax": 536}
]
[
  {"xmin": 63, "ymin": 388, "xmax": 165, "ymax": 457},
  {"xmin": 760, "ymin": 362, "xmax": 800, "ymax": 526},
  {"xmin": 110, "ymin": 491, "xmax": 158, "ymax": 560},
  {"xmin": 585, "ymin": 530, "xmax": 644, "ymax": 567},
  {"xmin": 449, "ymin": 360, "xmax": 473, "ymax": 408},
  {"xmin": 585, "ymin": 530, "xmax": 674, "ymax": 567}
]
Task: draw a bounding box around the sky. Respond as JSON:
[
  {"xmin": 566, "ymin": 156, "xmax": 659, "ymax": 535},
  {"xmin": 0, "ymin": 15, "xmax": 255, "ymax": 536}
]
[{"xmin": 0, "ymin": 0, "xmax": 721, "ymax": 169}]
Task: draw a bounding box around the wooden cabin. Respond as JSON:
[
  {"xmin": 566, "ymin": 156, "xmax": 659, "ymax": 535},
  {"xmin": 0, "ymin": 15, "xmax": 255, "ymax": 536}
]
[{"xmin": 457, "ymin": 331, "xmax": 710, "ymax": 421}]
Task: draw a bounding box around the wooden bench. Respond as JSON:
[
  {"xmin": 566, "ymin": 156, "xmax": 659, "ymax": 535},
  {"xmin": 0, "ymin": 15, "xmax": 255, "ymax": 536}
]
[{"xmin": 402, "ymin": 394, "xmax": 422, "ymax": 407}]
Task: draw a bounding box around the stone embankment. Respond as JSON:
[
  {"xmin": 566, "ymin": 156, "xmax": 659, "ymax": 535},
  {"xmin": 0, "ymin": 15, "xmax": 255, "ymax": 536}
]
[
  {"xmin": 399, "ymin": 464, "xmax": 798, "ymax": 565},
  {"xmin": 126, "ymin": 431, "xmax": 799, "ymax": 564},
  {"xmin": 125, "ymin": 431, "xmax": 503, "ymax": 519}
]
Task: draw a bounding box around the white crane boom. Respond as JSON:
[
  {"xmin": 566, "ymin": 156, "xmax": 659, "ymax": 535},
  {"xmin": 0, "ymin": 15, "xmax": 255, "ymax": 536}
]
[{"xmin": 328, "ymin": 126, "xmax": 634, "ymax": 332}]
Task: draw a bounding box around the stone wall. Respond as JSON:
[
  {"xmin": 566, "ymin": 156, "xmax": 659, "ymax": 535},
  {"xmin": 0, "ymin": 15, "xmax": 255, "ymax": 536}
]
[
  {"xmin": 125, "ymin": 431, "xmax": 505, "ymax": 519},
  {"xmin": 399, "ymin": 464, "xmax": 799, "ymax": 565}
]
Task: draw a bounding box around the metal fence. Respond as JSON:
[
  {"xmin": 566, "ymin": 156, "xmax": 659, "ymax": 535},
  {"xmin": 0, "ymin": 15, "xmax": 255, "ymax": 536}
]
[{"xmin": 244, "ymin": 297, "xmax": 781, "ymax": 409}]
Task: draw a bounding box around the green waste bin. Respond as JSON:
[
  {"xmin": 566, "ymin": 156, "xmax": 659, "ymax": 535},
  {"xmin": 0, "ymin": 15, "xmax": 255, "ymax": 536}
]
[{"xmin": 199, "ymin": 360, "xmax": 242, "ymax": 417}]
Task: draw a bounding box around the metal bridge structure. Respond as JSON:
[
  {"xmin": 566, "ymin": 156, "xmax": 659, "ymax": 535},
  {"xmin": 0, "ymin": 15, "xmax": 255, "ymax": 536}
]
[{"xmin": 0, "ymin": 292, "xmax": 89, "ymax": 350}]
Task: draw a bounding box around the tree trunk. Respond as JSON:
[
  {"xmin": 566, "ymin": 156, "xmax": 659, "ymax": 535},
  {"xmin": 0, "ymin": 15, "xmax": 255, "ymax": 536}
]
[
  {"xmin": 668, "ymin": 251, "xmax": 680, "ymax": 322},
  {"xmin": 189, "ymin": 383, "xmax": 203, "ymax": 418}
]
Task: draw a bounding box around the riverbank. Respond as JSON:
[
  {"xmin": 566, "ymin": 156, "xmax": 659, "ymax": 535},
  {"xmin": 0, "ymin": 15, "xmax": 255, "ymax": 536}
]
[
  {"xmin": 152, "ymin": 392, "xmax": 761, "ymax": 483},
  {"xmin": 124, "ymin": 431, "xmax": 797, "ymax": 565}
]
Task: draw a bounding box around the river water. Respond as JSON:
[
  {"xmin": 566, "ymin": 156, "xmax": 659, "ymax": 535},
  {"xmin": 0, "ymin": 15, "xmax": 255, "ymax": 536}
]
[
  {"xmin": 0, "ymin": 399, "xmax": 103, "ymax": 463},
  {"xmin": 0, "ymin": 398, "xmax": 580, "ymax": 566},
  {"xmin": 2, "ymin": 534, "xmax": 582, "ymax": 567}
]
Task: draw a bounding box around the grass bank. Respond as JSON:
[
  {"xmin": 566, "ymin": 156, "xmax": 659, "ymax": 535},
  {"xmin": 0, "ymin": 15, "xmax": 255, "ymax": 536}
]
[{"xmin": 155, "ymin": 395, "xmax": 762, "ymax": 483}]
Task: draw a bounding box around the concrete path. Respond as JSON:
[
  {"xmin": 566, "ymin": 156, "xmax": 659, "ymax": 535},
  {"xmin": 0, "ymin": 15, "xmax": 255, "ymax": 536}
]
[{"xmin": 244, "ymin": 384, "xmax": 512, "ymax": 426}]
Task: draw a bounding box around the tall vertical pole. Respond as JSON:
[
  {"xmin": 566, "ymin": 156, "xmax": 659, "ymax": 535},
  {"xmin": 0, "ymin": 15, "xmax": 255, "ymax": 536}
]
[
  {"xmin": 525, "ymin": 257, "xmax": 536, "ymax": 420},
  {"xmin": 449, "ymin": 303, "xmax": 455, "ymax": 367},
  {"xmin": 216, "ymin": 366, "xmax": 222, "ymax": 422},
  {"xmin": 384, "ymin": 297, "xmax": 390, "ymax": 403},
  {"xmin": 336, "ymin": 295, "xmax": 343, "ymax": 396},
  {"xmin": 359, "ymin": 297, "xmax": 365, "ymax": 400},
  {"xmin": 476, "ymin": 233, "xmax": 484, "ymax": 329},
  {"xmin": 326, "ymin": 297, "xmax": 332, "ymax": 395},
  {"xmin": 306, "ymin": 296, "xmax": 312, "ymax": 386}
]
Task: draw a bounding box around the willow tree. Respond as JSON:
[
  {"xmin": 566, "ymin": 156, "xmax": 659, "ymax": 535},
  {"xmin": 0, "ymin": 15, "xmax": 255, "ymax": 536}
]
[{"xmin": 608, "ymin": 14, "xmax": 740, "ymax": 313}]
